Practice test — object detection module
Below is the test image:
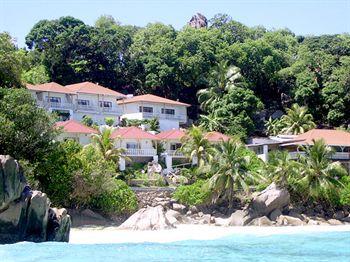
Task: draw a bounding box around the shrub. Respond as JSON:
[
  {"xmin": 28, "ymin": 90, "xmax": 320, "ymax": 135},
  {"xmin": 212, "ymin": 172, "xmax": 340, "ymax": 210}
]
[
  {"xmin": 34, "ymin": 140, "xmax": 82, "ymax": 206},
  {"xmin": 105, "ymin": 117, "xmax": 115, "ymax": 127},
  {"xmin": 173, "ymin": 180, "xmax": 210, "ymax": 206},
  {"xmin": 91, "ymin": 179, "xmax": 138, "ymax": 215},
  {"xmin": 339, "ymin": 176, "xmax": 350, "ymax": 206},
  {"xmin": 81, "ymin": 115, "xmax": 93, "ymax": 126},
  {"xmin": 71, "ymin": 145, "xmax": 117, "ymax": 207}
]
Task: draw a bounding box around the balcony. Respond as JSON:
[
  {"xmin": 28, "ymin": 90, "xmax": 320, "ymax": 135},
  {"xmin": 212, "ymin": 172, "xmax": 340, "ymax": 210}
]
[
  {"xmin": 165, "ymin": 150, "xmax": 186, "ymax": 158},
  {"xmin": 289, "ymin": 151, "xmax": 350, "ymax": 160},
  {"xmin": 124, "ymin": 148, "xmax": 157, "ymax": 156},
  {"xmin": 37, "ymin": 101, "xmax": 73, "ymax": 110},
  {"xmin": 142, "ymin": 112, "xmax": 187, "ymax": 122},
  {"xmin": 75, "ymin": 104, "xmax": 122, "ymax": 114}
]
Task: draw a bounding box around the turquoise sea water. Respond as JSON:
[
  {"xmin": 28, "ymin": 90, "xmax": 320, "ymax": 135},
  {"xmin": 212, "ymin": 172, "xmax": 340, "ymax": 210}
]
[{"xmin": 1, "ymin": 231, "xmax": 350, "ymax": 262}]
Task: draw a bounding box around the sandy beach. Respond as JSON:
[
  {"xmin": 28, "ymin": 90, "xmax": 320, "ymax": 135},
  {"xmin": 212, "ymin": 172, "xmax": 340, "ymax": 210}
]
[{"xmin": 70, "ymin": 224, "xmax": 350, "ymax": 244}]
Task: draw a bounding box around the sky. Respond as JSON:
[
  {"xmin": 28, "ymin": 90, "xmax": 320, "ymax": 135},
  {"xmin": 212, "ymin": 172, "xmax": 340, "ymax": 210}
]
[{"xmin": 0, "ymin": 0, "xmax": 349, "ymax": 47}]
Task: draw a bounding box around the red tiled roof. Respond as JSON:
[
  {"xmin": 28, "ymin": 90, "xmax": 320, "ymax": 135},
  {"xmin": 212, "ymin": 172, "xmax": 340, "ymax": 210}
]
[
  {"xmin": 55, "ymin": 120, "xmax": 98, "ymax": 134},
  {"xmin": 156, "ymin": 129, "xmax": 186, "ymax": 140},
  {"xmin": 65, "ymin": 82, "xmax": 125, "ymax": 97},
  {"xmin": 26, "ymin": 82, "xmax": 76, "ymax": 95},
  {"xmin": 117, "ymin": 94, "xmax": 190, "ymax": 107},
  {"xmin": 111, "ymin": 126, "xmax": 159, "ymax": 140},
  {"xmin": 282, "ymin": 129, "xmax": 350, "ymax": 147},
  {"xmin": 205, "ymin": 131, "xmax": 230, "ymax": 142}
]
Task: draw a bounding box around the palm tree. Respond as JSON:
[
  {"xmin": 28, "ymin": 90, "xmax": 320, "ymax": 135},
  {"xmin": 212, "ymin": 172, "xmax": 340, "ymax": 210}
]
[
  {"xmin": 199, "ymin": 113, "xmax": 224, "ymax": 132},
  {"xmin": 267, "ymin": 150, "xmax": 301, "ymax": 188},
  {"xmin": 146, "ymin": 118, "xmax": 160, "ymax": 132},
  {"xmin": 280, "ymin": 104, "xmax": 316, "ymax": 135},
  {"xmin": 298, "ymin": 139, "xmax": 347, "ymax": 202},
  {"xmin": 197, "ymin": 61, "xmax": 244, "ymax": 111},
  {"xmin": 265, "ymin": 117, "xmax": 284, "ymax": 136},
  {"xmin": 91, "ymin": 126, "xmax": 126, "ymax": 163},
  {"xmin": 207, "ymin": 139, "xmax": 258, "ymax": 208},
  {"xmin": 179, "ymin": 125, "xmax": 214, "ymax": 166}
]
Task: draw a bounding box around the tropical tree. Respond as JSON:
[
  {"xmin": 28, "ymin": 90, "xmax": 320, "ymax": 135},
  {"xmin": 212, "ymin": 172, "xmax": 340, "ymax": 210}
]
[
  {"xmin": 280, "ymin": 103, "xmax": 316, "ymax": 135},
  {"xmin": 147, "ymin": 118, "xmax": 160, "ymax": 132},
  {"xmin": 197, "ymin": 61, "xmax": 244, "ymax": 111},
  {"xmin": 199, "ymin": 113, "xmax": 224, "ymax": 132},
  {"xmin": 91, "ymin": 126, "xmax": 126, "ymax": 164},
  {"xmin": 265, "ymin": 117, "xmax": 284, "ymax": 136},
  {"xmin": 0, "ymin": 87, "xmax": 57, "ymax": 162},
  {"xmin": 266, "ymin": 150, "xmax": 301, "ymax": 188},
  {"xmin": 298, "ymin": 139, "xmax": 347, "ymax": 203},
  {"xmin": 179, "ymin": 125, "xmax": 214, "ymax": 166},
  {"xmin": 207, "ymin": 139, "xmax": 258, "ymax": 208}
]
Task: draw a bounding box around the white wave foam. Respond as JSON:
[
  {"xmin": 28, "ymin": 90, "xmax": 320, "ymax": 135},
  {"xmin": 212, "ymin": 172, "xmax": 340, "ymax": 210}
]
[{"xmin": 69, "ymin": 224, "xmax": 350, "ymax": 244}]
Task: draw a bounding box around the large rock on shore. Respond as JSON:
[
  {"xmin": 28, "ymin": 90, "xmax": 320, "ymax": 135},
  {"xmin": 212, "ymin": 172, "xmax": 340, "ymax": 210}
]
[
  {"xmin": 0, "ymin": 155, "xmax": 71, "ymax": 244},
  {"xmin": 119, "ymin": 205, "xmax": 175, "ymax": 230},
  {"xmin": 0, "ymin": 155, "xmax": 27, "ymax": 210},
  {"xmin": 229, "ymin": 210, "xmax": 255, "ymax": 226},
  {"xmin": 250, "ymin": 183, "xmax": 290, "ymax": 217}
]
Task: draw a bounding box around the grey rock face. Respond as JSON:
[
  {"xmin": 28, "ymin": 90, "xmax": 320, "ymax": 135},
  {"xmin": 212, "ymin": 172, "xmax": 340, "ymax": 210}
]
[
  {"xmin": 119, "ymin": 205, "xmax": 175, "ymax": 230},
  {"xmin": 188, "ymin": 13, "xmax": 208, "ymax": 29},
  {"xmin": 228, "ymin": 210, "xmax": 254, "ymax": 226},
  {"xmin": 248, "ymin": 216, "xmax": 274, "ymax": 226},
  {"xmin": 47, "ymin": 208, "xmax": 71, "ymax": 242},
  {"xmin": 0, "ymin": 155, "xmax": 71, "ymax": 244},
  {"xmin": 0, "ymin": 155, "xmax": 27, "ymax": 211},
  {"xmin": 250, "ymin": 183, "xmax": 290, "ymax": 217}
]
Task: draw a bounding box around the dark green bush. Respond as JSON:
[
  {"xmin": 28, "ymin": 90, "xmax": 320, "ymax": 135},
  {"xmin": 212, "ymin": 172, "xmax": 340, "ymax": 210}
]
[
  {"xmin": 173, "ymin": 180, "xmax": 210, "ymax": 206},
  {"xmin": 339, "ymin": 176, "xmax": 350, "ymax": 206},
  {"xmin": 92, "ymin": 179, "xmax": 138, "ymax": 215}
]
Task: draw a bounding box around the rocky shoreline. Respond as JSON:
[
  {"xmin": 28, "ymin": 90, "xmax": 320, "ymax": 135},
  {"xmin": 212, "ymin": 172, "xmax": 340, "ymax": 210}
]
[
  {"xmin": 0, "ymin": 155, "xmax": 71, "ymax": 244},
  {"xmin": 71, "ymin": 183, "xmax": 350, "ymax": 230},
  {"xmin": 117, "ymin": 183, "xmax": 350, "ymax": 230}
]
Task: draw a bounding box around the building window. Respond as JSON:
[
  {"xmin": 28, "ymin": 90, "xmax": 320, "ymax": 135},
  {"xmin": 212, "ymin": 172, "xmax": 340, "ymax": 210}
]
[
  {"xmin": 77, "ymin": 99, "xmax": 90, "ymax": 106},
  {"xmin": 47, "ymin": 97, "xmax": 61, "ymax": 103},
  {"xmin": 100, "ymin": 101, "xmax": 112, "ymax": 108},
  {"xmin": 139, "ymin": 106, "xmax": 153, "ymax": 113},
  {"xmin": 170, "ymin": 143, "xmax": 182, "ymax": 150},
  {"xmin": 126, "ymin": 142, "xmax": 139, "ymax": 149},
  {"xmin": 99, "ymin": 101, "xmax": 112, "ymax": 108},
  {"xmin": 161, "ymin": 108, "xmax": 175, "ymax": 115}
]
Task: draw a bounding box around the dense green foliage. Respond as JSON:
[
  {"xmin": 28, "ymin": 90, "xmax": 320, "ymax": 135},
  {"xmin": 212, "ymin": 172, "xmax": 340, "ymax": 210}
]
[
  {"xmin": 206, "ymin": 139, "xmax": 263, "ymax": 207},
  {"xmin": 173, "ymin": 180, "xmax": 210, "ymax": 206},
  {"xmin": 179, "ymin": 126, "xmax": 215, "ymax": 166},
  {"xmin": 121, "ymin": 117, "xmax": 160, "ymax": 132},
  {"xmin": 265, "ymin": 103, "xmax": 316, "ymax": 135},
  {"xmin": 0, "ymin": 87, "xmax": 57, "ymax": 162},
  {"xmin": 265, "ymin": 140, "xmax": 348, "ymax": 206},
  {"xmin": 91, "ymin": 179, "xmax": 137, "ymax": 214}
]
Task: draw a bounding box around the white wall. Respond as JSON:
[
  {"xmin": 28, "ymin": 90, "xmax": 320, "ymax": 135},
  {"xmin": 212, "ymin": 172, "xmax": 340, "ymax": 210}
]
[
  {"xmin": 159, "ymin": 119, "xmax": 179, "ymax": 131},
  {"xmin": 120, "ymin": 102, "xmax": 188, "ymax": 131},
  {"xmin": 57, "ymin": 132, "xmax": 92, "ymax": 145},
  {"xmin": 115, "ymin": 138, "xmax": 155, "ymax": 149}
]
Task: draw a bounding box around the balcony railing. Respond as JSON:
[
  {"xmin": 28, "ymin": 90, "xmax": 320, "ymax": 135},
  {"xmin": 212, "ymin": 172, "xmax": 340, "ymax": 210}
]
[
  {"xmin": 289, "ymin": 151, "xmax": 350, "ymax": 160},
  {"xmin": 165, "ymin": 150, "xmax": 185, "ymax": 157},
  {"xmin": 75, "ymin": 104, "xmax": 122, "ymax": 114},
  {"xmin": 142, "ymin": 112, "xmax": 187, "ymax": 122},
  {"xmin": 124, "ymin": 148, "xmax": 157, "ymax": 156},
  {"xmin": 37, "ymin": 101, "xmax": 73, "ymax": 110}
]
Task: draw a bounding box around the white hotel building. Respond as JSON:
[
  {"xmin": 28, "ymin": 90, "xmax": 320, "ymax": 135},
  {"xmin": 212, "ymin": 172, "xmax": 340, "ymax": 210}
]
[{"xmin": 26, "ymin": 81, "xmax": 189, "ymax": 131}]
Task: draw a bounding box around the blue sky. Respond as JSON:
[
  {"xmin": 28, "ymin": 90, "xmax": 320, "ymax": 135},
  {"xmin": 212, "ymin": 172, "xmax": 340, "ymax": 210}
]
[{"xmin": 1, "ymin": 0, "xmax": 349, "ymax": 47}]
